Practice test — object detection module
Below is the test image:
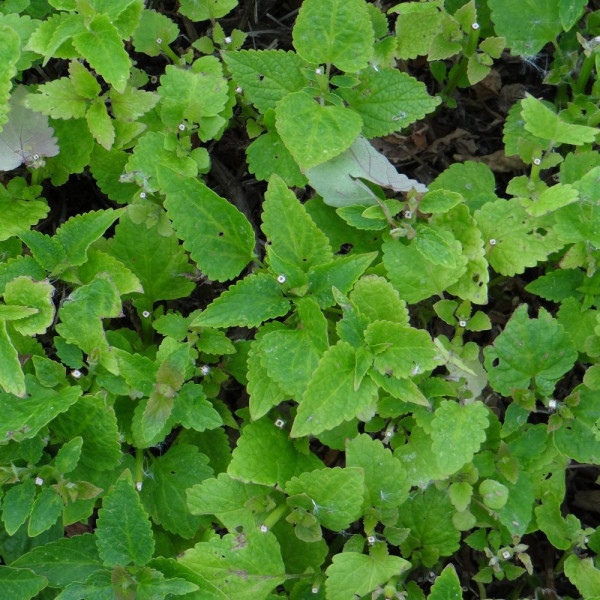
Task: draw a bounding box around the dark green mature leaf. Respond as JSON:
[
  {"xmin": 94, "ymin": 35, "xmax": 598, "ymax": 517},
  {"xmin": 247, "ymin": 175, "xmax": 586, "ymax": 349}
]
[
  {"xmin": 28, "ymin": 488, "xmax": 63, "ymax": 537},
  {"xmin": 159, "ymin": 169, "xmax": 254, "ymax": 282},
  {"xmin": 483, "ymin": 305, "xmax": 577, "ymax": 396},
  {"xmin": 224, "ymin": 50, "xmax": 306, "ymax": 114},
  {"xmin": 292, "ymin": 0, "xmax": 374, "ymax": 72},
  {"xmin": 132, "ymin": 9, "xmax": 179, "ymax": 56},
  {"xmin": 292, "ymin": 341, "xmax": 378, "ymax": 437},
  {"xmin": 229, "ymin": 419, "xmax": 322, "ymax": 487},
  {"xmin": 178, "ymin": 530, "xmax": 286, "ymax": 600},
  {"xmin": 11, "ymin": 534, "xmax": 102, "ymax": 587},
  {"xmin": 0, "ymin": 566, "xmax": 47, "ymax": 600},
  {"xmin": 2, "ymin": 480, "xmax": 36, "ymax": 536},
  {"xmin": 191, "ymin": 274, "xmax": 291, "ymax": 328},
  {"xmin": 247, "ymin": 340, "xmax": 287, "ymax": 421},
  {"xmin": 141, "ymin": 445, "xmax": 213, "ymax": 538},
  {"xmin": 95, "ymin": 470, "xmax": 154, "ymax": 567},
  {"xmin": 349, "ymin": 275, "xmax": 409, "ymax": 326},
  {"xmin": 0, "ymin": 319, "xmax": 25, "ymax": 396}
]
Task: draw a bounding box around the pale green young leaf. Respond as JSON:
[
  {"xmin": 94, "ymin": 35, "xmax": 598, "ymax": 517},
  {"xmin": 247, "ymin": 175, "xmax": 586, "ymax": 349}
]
[
  {"xmin": 308, "ymin": 252, "xmax": 377, "ymax": 308},
  {"xmin": 557, "ymin": 297, "xmax": 598, "ymax": 354},
  {"xmin": 55, "ymin": 276, "xmax": 122, "ymax": 374},
  {"xmin": 346, "ymin": 434, "xmax": 409, "ymax": 508},
  {"xmin": 369, "ymin": 370, "xmax": 430, "ymax": 407},
  {"xmin": 564, "ymin": 555, "xmax": 600, "ymax": 599},
  {"xmin": 559, "ymin": 0, "xmax": 587, "ymax": 31},
  {"xmin": 178, "ymin": 530, "xmax": 285, "ymax": 600},
  {"xmin": 141, "ymin": 445, "xmax": 213, "ymax": 538},
  {"xmin": 326, "ymin": 545, "xmax": 410, "ymax": 600},
  {"xmin": 96, "ymin": 470, "xmax": 154, "ymax": 567},
  {"xmin": 158, "ymin": 65, "xmax": 228, "ymax": 128},
  {"xmin": 431, "ymin": 401, "xmax": 489, "ymax": 476},
  {"xmin": 86, "ymin": 98, "xmax": 115, "ymax": 150},
  {"xmin": 259, "ymin": 329, "xmax": 321, "ymax": 400},
  {"xmin": 114, "ymin": 349, "xmax": 156, "ymax": 396},
  {"xmin": 247, "ymin": 339, "xmax": 287, "ymax": 420},
  {"xmin": 52, "ymin": 395, "xmax": 121, "ymax": 471},
  {"xmin": 4, "ymin": 277, "xmax": 54, "ymax": 336},
  {"xmin": 0, "ymin": 378, "xmax": 81, "ymax": 442},
  {"xmin": 172, "ymin": 382, "xmax": 223, "ymax": 432},
  {"xmin": 55, "ymin": 436, "xmax": 83, "ymax": 474},
  {"xmin": 498, "ymin": 472, "xmax": 534, "ymax": 536},
  {"xmin": 340, "ymin": 68, "xmax": 440, "ymax": 138},
  {"xmin": 291, "ymin": 341, "xmax": 378, "ymax": 438},
  {"xmin": 228, "ymin": 419, "xmax": 322, "ymax": 487},
  {"xmin": 187, "ymin": 472, "xmax": 274, "ymax": 531},
  {"xmin": 365, "ymin": 320, "xmax": 440, "ymax": 378},
  {"xmin": 475, "ymin": 198, "xmax": 563, "ymax": 276},
  {"xmin": 52, "ymin": 570, "xmax": 114, "ymax": 600},
  {"xmin": 179, "ymin": 0, "xmax": 238, "ymax": 21},
  {"xmin": 0, "ymin": 566, "xmax": 47, "ymax": 600},
  {"xmin": 132, "ymin": 9, "xmax": 179, "ymax": 57},
  {"xmin": 159, "ymin": 169, "xmax": 254, "ymax": 282},
  {"xmin": 420, "ymin": 190, "xmax": 463, "ymax": 215},
  {"xmin": 24, "ymin": 12, "xmax": 83, "ymax": 65},
  {"xmin": 293, "ymin": 0, "xmax": 373, "ymax": 72},
  {"xmin": 1, "ymin": 480, "xmax": 36, "ymax": 536},
  {"xmin": 110, "ymin": 86, "xmax": 158, "ymax": 121},
  {"xmin": 0, "ymin": 26, "xmax": 19, "ymax": 132},
  {"xmin": 396, "ymin": 486, "xmax": 460, "ymax": 568},
  {"xmin": 246, "ymin": 131, "xmax": 308, "ymax": 187},
  {"xmin": 275, "ymin": 92, "xmax": 362, "ymax": 170},
  {"xmin": 521, "ymin": 95, "xmax": 598, "ymax": 145},
  {"xmin": 262, "ymin": 175, "xmax": 332, "ymax": 271},
  {"xmin": 525, "ymin": 268, "xmax": 584, "ymax": 303},
  {"xmin": 28, "ymin": 488, "xmax": 63, "ymax": 537},
  {"xmin": 72, "ymin": 14, "xmax": 131, "ymax": 93},
  {"xmin": 110, "ymin": 213, "xmax": 195, "ymax": 304},
  {"xmin": 306, "ymin": 136, "xmax": 427, "ymax": 208},
  {"xmin": 0, "ymin": 196, "xmax": 48, "ymax": 241},
  {"xmin": 18, "ymin": 231, "xmax": 65, "ymax": 273},
  {"xmin": 394, "ymin": 2, "xmax": 443, "ymax": 59},
  {"xmin": 191, "ymin": 274, "xmax": 291, "ymax": 328},
  {"xmin": 0, "ymin": 257, "xmax": 45, "ymax": 296},
  {"xmin": 296, "ymin": 297, "xmax": 329, "ymax": 353},
  {"xmin": 25, "ymin": 77, "xmax": 88, "ymax": 120},
  {"xmin": 414, "ymin": 224, "xmax": 460, "ymax": 269},
  {"xmin": 0, "ymin": 319, "xmax": 25, "ymax": 396},
  {"xmin": 0, "ymin": 305, "xmax": 37, "ymax": 320},
  {"xmin": 488, "ymin": 0, "xmax": 561, "ymax": 55},
  {"xmin": 224, "ymin": 50, "xmax": 306, "ymax": 114},
  {"xmin": 483, "ymin": 305, "xmax": 577, "ymax": 396},
  {"xmin": 11, "ymin": 534, "xmax": 102, "ymax": 588},
  {"xmin": 534, "ymin": 497, "xmax": 572, "ymax": 550},
  {"xmin": 428, "ymin": 564, "xmax": 463, "ymax": 600},
  {"xmin": 395, "ymin": 426, "xmax": 446, "ymax": 488},
  {"xmin": 125, "ymin": 131, "xmax": 198, "ymax": 193},
  {"xmin": 285, "ymin": 467, "xmax": 364, "ymax": 531},
  {"xmin": 503, "ymin": 101, "xmax": 550, "ymax": 161},
  {"xmin": 131, "ymin": 567, "xmax": 200, "ymax": 598},
  {"xmin": 69, "ymin": 60, "xmax": 100, "ymax": 99}
]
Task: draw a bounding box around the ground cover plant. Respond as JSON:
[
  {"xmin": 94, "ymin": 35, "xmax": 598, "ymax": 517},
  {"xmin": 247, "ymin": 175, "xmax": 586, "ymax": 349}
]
[{"xmin": 0, "ymin": 0, "xmax": 600, "ymax": 598}]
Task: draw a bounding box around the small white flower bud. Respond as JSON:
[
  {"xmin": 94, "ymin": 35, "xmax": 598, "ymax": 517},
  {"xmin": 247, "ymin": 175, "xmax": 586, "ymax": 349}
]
[
  {"xmin": 404, "ymin": 210, "xmax": 412, "ymax": 219},
  {"xmin": 276, "ymin": 274, "xmax": 286, "ymax": 284},
  {"xmin": 472, "ymin": 22, "xmax": 480, "ymax": 30},
  {"xmin": 136, "ymin": 481, "xmax": 143, "ymax": 491},
  {"xmin": 140, "ymin": 192, "xmax": 146, "ymax": 199},
  {"xmin": 315, "ymin": 67, "xmax": 323, "ymax": 75},
  {"xmin": 35, "ymin": 477, "xmax": 44, "ymax": 486},
  {"xmin": 489, "ymin": 238, "xmax": 497, "ymax": 246},
  {"xmin": 235, "ymin": 86, "xmax": 243, "ymax": 94},
  {"xmin": 533, "ymin": 158, "xmax": 541, "ymax": 165},
  {"xmin": 224, "ymin": 36, "xmax": 232, "ymax": 44},
  {"xmin": 312, "ymin": 588, "xmax": 319, "ymax": 595},
  {"xmin": 459, "ymin": 320, "xmax": 467, "ymax": 327},
  {"xmin": 275, "ymin": 418, "xmax": 286, "ymax": 428},
  {"xmin": 367, "ymin": 535, "xmax": 376, "ymax": 545},
  {"xmin": 32, "ymin": 153, "xmax": 40, "ymax": 161},
  {"xmin": 142, "ymin": 310, "xmax": 150, "ymax": 318},
  {"xmin": 178, "ymin": 123, "xmax": 186, "ymax": 131},
  {"xmin": 200, "ymin": 365, "xmax": 211, "ymax": 376},
  {"xmin": 156, "ymin": 37, "xmax": 163, "ymax": 45},
  {"xmin": 502, "ymin": 550, "xmax": 511, "ymax": 559},
  {"xmin": 260, "ymin": 524, "xmax": 268, "ymax": 533},
  {"xmin": 548, "ymin": 399, "xmax": 557, "ymax": 410},
  {"xmin": 71, "ymin": 369, "xmax": 82, "ymax": 379}
]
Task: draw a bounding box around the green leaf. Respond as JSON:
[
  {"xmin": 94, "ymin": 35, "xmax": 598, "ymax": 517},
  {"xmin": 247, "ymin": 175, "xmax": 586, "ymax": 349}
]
[
  {"xmin": 229, "ymin": 419, "xmax": 322, "ymax": 487},
  {"xmin": 4, "ymin": 277, "xmax": 54, "ymax": 336},
  {"xmin": 262, "ymin": 175, "xmax": 332, "ymax": 271},
  {"xmin": 365, "ymin": 321, "xmax": 440, "ymax": 378},
  {"xmin": 72, "ymin": 14, "xmax": 131, "ymax": 93},
  {"xmin": 0, "ymin": 566, "xmax": 47, "ymax": 600},
  {"xmin": 2, "ymin": 480, "xmax": 36, "ymax": 536},
  {"xmin": 431, "ymin": 401, "xmax": 489, "ymax": 476},
  {"xmin": 177, "ymin": 530, "xmax": 285, "ymax": 600},
  {"xmin": 55, "ymin": 436, "xmax": 83, "ymax": 474},
  {"xmin": 55, "ymin": 276, "xmax": 122, "ymax": 374},
  {"xmin": 483, "ymin": 305, "xmax": 577, "ymax": 396},
  {"xmin": 346, "ymin": 434, "xmax": 409, "ymax": 508},
  {"xmin": 132, "ymin": 9, "xmax": 179, "ymax": 56},
  {"xmin": 340, "ymin": 68, "xmax": 440, "ymax": 138},
  {"xmin": 179, "ymin": 0, "xmax": 238, "ymax": 21},
  {"xmin": 159, "ymin": 169, "xmax": 254, "ymax": 282},
  {"xmin": 0, "ymin": 319, "xmax": 25, "ymax": 396},
  {"xmin": 140, "ymin": 445, "xmax": 213, "ymax": 538},
  {"xmin": 28, "ymin": 488, "xmax": 63, "ymax": 537},
  {"xmin": 306, "ymin": 136, "xmax": 427, "ymax": 207},
  {"xmin": 525, "ymin": 268, "xmax": 584, "ymax": 302},
  {"xmin": 428, "ymin": 564, "xmax": 463, "ymax": 600},
  {"xmin": 0, "ymin": 377, "xmax": 81, "ymax": 442},
  {"xmin": 292, "ymin": 341, "xmax": 378, "ymax": 437},
  {"xmin": 564, "ymin": 555, "xmax": 600, "ymax": 599},
  {"xmin": 11, "ymin": 533, "xmax": 102, "ymax": 587},
  {"xmin": 275, "ymin": 92, "xmax": 363, "ymax": 170},
  {"xmin": 0, "ymin": 26, "xmax": 19, "ymax": 133},
  {"xmin": 247, "ymin": 340, "xmax": 287, "ymax": 421},
  {"xmin": 394, "ymin": 1, "xmax": 444, "ymax": 59},
  {"xmin": 488, "ymin": 0, "xmax": 561, "ymax": 56},
  {"xmin": 559, "ymin": 0, "xmax": 587, "ymax": 30},
  {"xmin": 158, "ymin": 65, "xmax": 228, "ymax": 128},
  {"xmin": 0, "ymin": 194, "xmax": 49, "ymax": 242},
  {"xmin": 224, "ymin": 50, "xmax": 306, "ymax": 114},
  {"xmin": 172, "ymin": 382, "xmax": 223, "ymax": 432},
  {"xmin": 86, "ymin": 98, "xmax": 114, "ymax": 150},
  {"xmin": 474, "ymin": 198, "xmax": 562, "ymax": 276},
  {"xmin": 187, "ymin": 473, "xmax": 273, "ymax": 531},
  {"xmin": 95, "ymin": 470, "xmax": 154, "ymax": 567},
  {"xmin": 325, "ymin": 544, "xmax": 410, "ymax": 600},
  {"xmin": 413, "ymin": 224, "xmax": 459, "ymax": 269},
  {"xmin": 24, "ymin": 12, "xmax": 84, "ymax": 65},
  {"xmin": 191, "ymin": 274, "xmax": 291, "ymax": 328},
  {"xmin": 110, "ymin": 86, "xmax": 158, "ymax": 121},
  {"xmin": 285, "ymin": 467, "xmax": 364, "ymax": 531},
  {"xmin": 110, "ymin": 212, "xmax": 195, "ymax": 304},
  {"xmin": 521, "ymin": 95, "xmax": 598, "ymax": 145},
  {"xmin": 293, "ymin": 0, "xmax": 373, "ymax": 72},
  {"xmin": 498, "ymin": 471, "xmax": 534, "ymax": 536}
]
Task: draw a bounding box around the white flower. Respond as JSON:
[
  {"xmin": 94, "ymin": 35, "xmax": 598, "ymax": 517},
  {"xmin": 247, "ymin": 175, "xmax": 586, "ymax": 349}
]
[
  {"xmin": 178, "ymin": 123, "xmax": 186, "ymax": 131},
  {"xmin": 71, "ymin": 369, "xmax": 82, "ymax": 379},
  {"xmin": 471, "ymin": 22, "xmax": 480, "ymax": 30},
  {"xmin": 260, "ymin": 524, "xmax": 268, "ymax": 533},
  {"xmin": 489, "ymin": 238, "xmax": 497, "ymax": 246},
  {"xmin": 404, "ymin": 210, "xmax": 412, "ymax": 219},
  {"xmin": 275, "ymin": 418, "xmax": 286, "ymax": 428},
  {"xmin": 35, "ymin": 477, "xmax": 44, "ymax": 486},
  {"xmin": 533, "ymin": 158, "xmax": 541, "ymax": 165},
  {"xmin": 548, "ymin": 399, "xmax": 557, "ymax": 410},
  {"xmin": 459, "ymin": 320, "xmax": 467, "ymax": 327},
  {"xmin": 156, "ymin": 37, "xmax": 163, "ymax": 45},
  {"xmin": 502, "ymin": 550, "xmax": 511, "ymax": 559},
  {"xmin": 200, "ymin": 365, "xmax": 211, "ymax": 376},
  {"xmin": 142, "ymin": 310, "xmax": 151, "ymax": 318},
  {"xmin": 224, "ymin": 36, "xmax": 232, "ymax": 44},
  {"xmin": 140, "ymin": 192, "xmax": 146, "ymax": 199},
  {"xmin": 276, "ymin": 274, "xmax": 286, "ymax": 284},
  {"xmin": 315, "ymin": 67, "xmax": 323, "ymax": 75},
  {"xmin": 136, "ymin": 481, "xmax": 143, "ymax": 492},
  {"xmin": 235, "ymin": 86, "xmax": 243, "ymax": 94}
]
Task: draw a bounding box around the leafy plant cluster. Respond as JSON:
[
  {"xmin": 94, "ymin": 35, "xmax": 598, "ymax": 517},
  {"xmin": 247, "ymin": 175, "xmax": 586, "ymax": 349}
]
[{"xmin": 0, "ymin": 0, "xmax": 600, "ymax": 598}]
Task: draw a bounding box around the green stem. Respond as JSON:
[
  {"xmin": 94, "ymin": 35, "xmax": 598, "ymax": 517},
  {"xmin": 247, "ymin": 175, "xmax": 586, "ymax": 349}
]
[
  {"xmin": 135, "ymin": 448, "xmax": 144, "ymax": 490},
  {"xmin": 262, "ymin": 502, "xmax": 290, "ymax": 530},
  {"xmin": 160, "ymin": 42, "xmax": 181, "ymax": 65},
  {"xmin": 442, "ymin": 23, "xmax": 480, "ymax": 100},
  {"xmin": 573, "ymin": 51, "xmax": 595, "ymax": 95}
]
